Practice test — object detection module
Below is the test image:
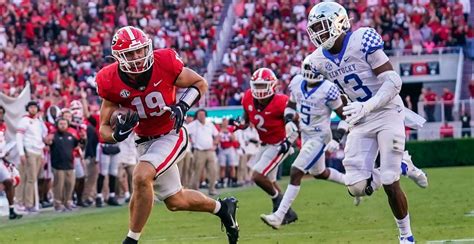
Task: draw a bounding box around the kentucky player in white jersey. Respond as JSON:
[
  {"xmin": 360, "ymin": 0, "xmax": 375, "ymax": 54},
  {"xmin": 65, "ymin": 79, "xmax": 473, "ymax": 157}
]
[
  {"xmin": 260, "ymin": 60, "xmax": 353, "ymax": 229},
  {"xmin": 304, "ymin": 2, "xmax": 420, "ymax": 243}
]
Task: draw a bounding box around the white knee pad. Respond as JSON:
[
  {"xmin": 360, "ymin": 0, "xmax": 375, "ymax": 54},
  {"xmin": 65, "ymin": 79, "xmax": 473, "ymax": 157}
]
[{"xmin": 347, "ymin": 169, "xmax": 382, "ymax": 197}]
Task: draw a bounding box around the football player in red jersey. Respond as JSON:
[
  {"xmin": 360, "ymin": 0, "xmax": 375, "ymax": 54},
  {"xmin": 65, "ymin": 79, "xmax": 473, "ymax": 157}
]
[
  {"xmin": 0, "ymin": 106, "xmax": 22, "ymax": 220},
  {"xmin": 232, "ymin": 68, "xmax": 298, "ymax": 224},
  {"xmin": 95, "ymin": 26, "xmax": 238, "ymax": 244}
]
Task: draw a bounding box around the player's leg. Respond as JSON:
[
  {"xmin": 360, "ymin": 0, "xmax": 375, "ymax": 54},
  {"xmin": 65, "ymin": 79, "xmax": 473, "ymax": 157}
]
[
  {"xmin": 160, "ymin": 164, "xmax": 239, "ymax": 244},
  {"xmin": 378, "ymin": 127, "xmax": 414, "ymax": 242},
  {"xmin": 96, "ymin": 144, "xmax": 109, "ymax": 207},
  {"xmin": 125, "ymin": 161, "xmax": 156, "ymax": 244},
  {"xmin": 400, "ymin": 150, "xmax": 428, "ymax": 188},
  {"xmin": 74, "ymin": 158, "xmax": 88, "ymax": 207},
  {"xmin": 125, "ymin": 164, "xmax": 134, "ymax": 202},
  {"xmin": 107, "ymin": 154, "xmax": 121, "ymax": 206},
  {"xmin": 0, "ymin": 164, "xmax": 22, "ymax": 219},
  {"xmin": 251, "ymin": 145, "xmax": 280, "ymax": 197},
  {"xmin": 124, "ymin": 128, "xmax": 188, "ymax": 243},
  {"xmin": 261, "ymin": 139, "xmax": 325, "ymax": 228},
  {"xmin": 229, "ymin": 149, "xmax": 239, "ymax": 187},
  {"xmin": 344, "ymin": 130, "xmax": 382, "ymax": 198},
  {"xmin": 218, "ymin": 150, "xmax": 227, "ymax": 187}
]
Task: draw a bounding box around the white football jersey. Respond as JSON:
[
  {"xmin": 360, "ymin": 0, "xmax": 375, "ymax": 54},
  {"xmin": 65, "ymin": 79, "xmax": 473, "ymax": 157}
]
[
  {"xmin": 289, "ymin": 74, "xmax": 342, "ymax": 143},
  {"xmin": 307, "ymin": 27, "xmax": 404, "ymax": 119}
]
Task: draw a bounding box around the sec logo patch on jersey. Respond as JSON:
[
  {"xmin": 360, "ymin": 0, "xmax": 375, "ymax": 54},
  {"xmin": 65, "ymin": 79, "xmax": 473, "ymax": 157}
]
[
  {"xmin": 248, "ymin": 105, "xmax": 253, "ymax": 112},
  {"xmin": 120, "ymin": 89, "xmax": 131, "ymax": 98}
]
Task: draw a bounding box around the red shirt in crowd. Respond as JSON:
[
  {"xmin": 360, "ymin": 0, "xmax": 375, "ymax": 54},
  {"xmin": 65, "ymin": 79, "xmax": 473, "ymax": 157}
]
[
  {"xmin": 424, "ymin": 91, "xmax": 437, "ymax": 105},
  {"xmin": 442, "ymin": 91, "xmax": 454, "ymax": 105},
  {"xmin": 440, "ymin": 123, "xmax": 454, "ymax": 138}
]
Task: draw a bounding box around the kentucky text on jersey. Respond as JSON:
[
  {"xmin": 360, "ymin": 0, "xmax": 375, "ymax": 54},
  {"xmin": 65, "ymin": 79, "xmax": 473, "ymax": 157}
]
[{"xmin": 326, "ymin": 64, "xmax": 357, "ymax": 79}]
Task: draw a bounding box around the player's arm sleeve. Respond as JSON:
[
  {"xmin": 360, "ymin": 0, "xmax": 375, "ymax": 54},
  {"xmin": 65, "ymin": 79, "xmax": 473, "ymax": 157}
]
[
  {"xmin": 326, "ymin": 84, "xmax": 343, "ymax": 110},
  {"xmin": 16, "ymin": 118, "xmax": 27, "ymax": 156},
  {"xmin": 166, "ymin": 49, "xmax": 185, "ymax": 83},
  {"xmin": 364, "ymin": 69, "xmax": 402, "ymax": 112},
  {"xmin": 95, "ymin": 72, "xmax": 110, "ymax": 100},
  {"xmin": 367, "ymin": 49, "xmax": 390, "ymax": 70},
  {"xmin": 361, "ymin": 28, "xmax": 386, "ymax": 66}
]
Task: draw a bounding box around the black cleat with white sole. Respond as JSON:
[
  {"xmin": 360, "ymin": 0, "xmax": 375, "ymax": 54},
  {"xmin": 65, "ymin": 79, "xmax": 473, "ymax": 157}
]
[
  {"xmin": 282, "ymin": 208, "xmax": 298, "ymax": 225},
  {"xmin": 216, "ymin": 197, "xmax": 239, "ymax": 244}
]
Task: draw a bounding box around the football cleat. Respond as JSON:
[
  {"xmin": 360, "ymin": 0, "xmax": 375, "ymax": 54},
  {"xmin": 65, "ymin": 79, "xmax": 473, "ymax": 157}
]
[
  {"xmin": 353, "ymin": 196, "xmax": 362, "ymax": 206},
  {"xmin": 9, "ymin": 211, "xmax": 22, "ymax": 220},
  {"xmin": 399, "ymin": 235, "xmax": 415, "ymax": 244},
  {"xmin": 107, "ymin": 197, "xmax": 122, "ymax": 206},
  {"xmin": 122, "ymin": 236, "xmax": 138, "ymax": 244},
  {"xmin": 260, "ymin": 213, "xmax": 283, "ymax": 229},
  {"xmin": 95, "ymin": 197, "xmax": 103, "ymax": 208},
  {"xmin": 282, "ymin": 208, "xmax": 298, "ymax": 225},
  {"xmin": 401, "ymin": 151, "xmax": 428, "ymax": 188},
  {"xmin": 217, "ymin": 197, "xmax": 239, "ymax": 244}
]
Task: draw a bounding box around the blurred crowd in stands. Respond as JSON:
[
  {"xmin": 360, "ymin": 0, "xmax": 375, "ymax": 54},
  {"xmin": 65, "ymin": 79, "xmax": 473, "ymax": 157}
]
[
  {"xmin": 0, "ymin": 0, "xmax": 223, "ymax": 107},
  {"xmin": 214, "ymin": 0, "xmax": 472, "ymax": 106}
]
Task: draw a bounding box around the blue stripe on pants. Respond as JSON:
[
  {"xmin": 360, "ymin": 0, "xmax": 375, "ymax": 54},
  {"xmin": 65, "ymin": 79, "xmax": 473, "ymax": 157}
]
[{"xmin": 304, "ymin": 144, "xmax": 326, "ymax": 171}]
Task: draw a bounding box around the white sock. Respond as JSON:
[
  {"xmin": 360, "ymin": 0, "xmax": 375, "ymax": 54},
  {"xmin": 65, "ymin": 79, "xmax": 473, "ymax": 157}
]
[
  {"xmin": 213, "ymin": 200, "xmax": 221, "ymax": 214},
  {"xmin": 270, "ymin": 190, "xmax": 279, "ymax": 199},
  {"xmin": 327, "ymin": 168, "xmax": 345, "ymax": 185},
  {"xmin": 274, "ymin": 184, "xmax": 300, "ymax": 220},
  {"xmin": 109, "ymin": 192, "xmax": 115, "ymax": 198},
  {"xmin": 97, "ymin": 193, "xmax": 103, "ymax": 199},
  {"xmin": 127, "ymin": 230, "xmax": 141, "ymax": 241},
  {"xmin": 395, "ymin": 213, "xmax": 413, "ymax": 237},
  {"xmin": 125, "ymin": 192, "xmax": 130, "ymax": 199}
]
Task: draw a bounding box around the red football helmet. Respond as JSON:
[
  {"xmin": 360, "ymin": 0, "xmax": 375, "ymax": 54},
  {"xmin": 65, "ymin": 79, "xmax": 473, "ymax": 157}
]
[
  {"xmin": 250, "ymin": 68, "xmax": 278, "ymax": 99},
  {"xmin": 111, "ymin": 26, "xmax": 154, "ymax": 74}
]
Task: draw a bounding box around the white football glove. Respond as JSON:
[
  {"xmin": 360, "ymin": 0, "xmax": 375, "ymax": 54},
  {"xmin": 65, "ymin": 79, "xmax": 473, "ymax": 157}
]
[
  {"xmin": 325, "ymin": 139, "xmax": 340, "ymax": 153},
  {"xmin": 285, "ymin": 121, "xmax": 298, "ymax": 143},
  {"xmin": 342, "ymin": 102, "xmax": 370, "ymax": 125}
]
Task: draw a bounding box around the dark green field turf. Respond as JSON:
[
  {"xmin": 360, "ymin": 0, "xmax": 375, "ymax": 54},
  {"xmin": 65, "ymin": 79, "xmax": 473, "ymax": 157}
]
[{"xmin": 1, "ymin": 167, "xmax": 473, "ymax": 243}]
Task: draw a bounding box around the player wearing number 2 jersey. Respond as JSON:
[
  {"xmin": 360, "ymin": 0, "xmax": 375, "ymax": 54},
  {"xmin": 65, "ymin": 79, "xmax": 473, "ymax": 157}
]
[
  {"xmin": 96, "ymin": 26, "xmax": 238, "ymax": 244},
  {"xmin": 305, "ymin": 2, "xmax": 418, "ymax": 243},
  {"xmin": 234, "ymin": 67, "xmax": 298, "ymax": 225}
]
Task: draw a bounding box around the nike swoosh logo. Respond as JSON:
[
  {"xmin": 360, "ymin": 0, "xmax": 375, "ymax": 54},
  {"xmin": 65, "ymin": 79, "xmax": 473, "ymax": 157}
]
[
  {"xmin": 344, "ymin": 56, "xmax": 349, "ymax": 62},
  {"xmin": 154, "ymin": 80, "xmax": 163, "ymax": 87},
  {"xmin": 229, "ymin": 214, "xmax": 238, "ymax": 229},
  {"xmin": 118, "ymin": 128, "xmax": 133, "ymax": 136}
]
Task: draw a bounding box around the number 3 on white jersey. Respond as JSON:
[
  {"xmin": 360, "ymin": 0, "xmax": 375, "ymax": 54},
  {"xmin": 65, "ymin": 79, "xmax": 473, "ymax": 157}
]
[
  {"xmin": 254, "ymin": 114, "xmax": 267, "ymax": 132},
  {"xmin": 131, "ymin": 91, "xmax": 166, "ymax": 118}
]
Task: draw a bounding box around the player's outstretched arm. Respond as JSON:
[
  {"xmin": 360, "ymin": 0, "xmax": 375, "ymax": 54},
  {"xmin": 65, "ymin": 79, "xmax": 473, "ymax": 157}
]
[
  {"xmin": 99, "ymin": 99, "xmax": 119, "ymax": 143},
  {"xmin": 343, "ymin": 50, "xmax": 402, "ymax": 125},
  {"xmin": 175, "ymin": 67, "xmax": 208, "ymax": 95},
  {"xmin": 229, "ymin": 111, "xmax": 249, "ymax": 130},
  {"xmin": 165, "ymin": 68, "xmax": 208, "ymax": 133}
]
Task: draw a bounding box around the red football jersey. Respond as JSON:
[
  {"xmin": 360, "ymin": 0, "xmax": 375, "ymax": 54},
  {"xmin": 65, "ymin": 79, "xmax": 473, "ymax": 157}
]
[
  {"xmin": 219, "ymin": 130, "xmax": 234, "ymax": 149},
  {"xmin": 96, "ymin": 49, "xmax": 184, "ymax": 137},
  {"xmin": 242, "ymin": 90, "xmax": 287, "ymax": 144}
]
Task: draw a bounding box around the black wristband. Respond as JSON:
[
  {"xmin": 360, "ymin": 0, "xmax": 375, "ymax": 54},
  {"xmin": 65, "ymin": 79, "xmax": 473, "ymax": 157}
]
[
  {"xmin": 333, "ymin": 128, "xmax": 346, "ymax": 143},
  {"xmin": 284, "ymin": 113, "xmax": 294, "ymax": 124}
]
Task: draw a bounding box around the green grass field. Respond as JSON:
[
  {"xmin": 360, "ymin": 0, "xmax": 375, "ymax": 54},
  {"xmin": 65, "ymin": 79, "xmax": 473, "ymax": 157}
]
[{"xmin": 1, "ymin": 167, "xmax": 473, "ymax": 244}]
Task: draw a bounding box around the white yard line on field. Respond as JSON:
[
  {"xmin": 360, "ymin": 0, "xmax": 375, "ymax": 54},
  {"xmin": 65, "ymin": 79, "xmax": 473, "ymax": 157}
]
[{"xmin": 427, "ymin": 239, "xmax": 474, "ymax": 244}]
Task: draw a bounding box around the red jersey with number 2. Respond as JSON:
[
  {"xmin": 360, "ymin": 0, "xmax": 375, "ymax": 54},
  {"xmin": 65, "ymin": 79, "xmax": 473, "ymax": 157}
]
[
  {"xmin": 96, "ymin": 49, "xmax": 184, "ymax": 137},
  {"xmin": 242, "ymin": 89, "xmax": 287, "ymax": 144}
]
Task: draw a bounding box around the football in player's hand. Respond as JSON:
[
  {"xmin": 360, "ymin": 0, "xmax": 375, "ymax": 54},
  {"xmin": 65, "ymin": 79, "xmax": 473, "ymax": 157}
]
[{"xmin": 110, "ymin": 107, "xmax": 134, "ymax": 129}]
